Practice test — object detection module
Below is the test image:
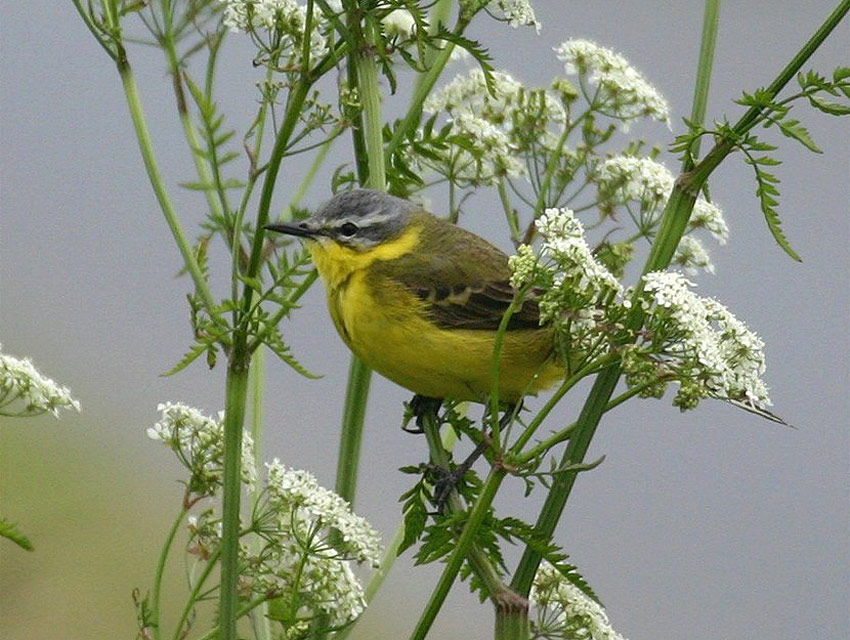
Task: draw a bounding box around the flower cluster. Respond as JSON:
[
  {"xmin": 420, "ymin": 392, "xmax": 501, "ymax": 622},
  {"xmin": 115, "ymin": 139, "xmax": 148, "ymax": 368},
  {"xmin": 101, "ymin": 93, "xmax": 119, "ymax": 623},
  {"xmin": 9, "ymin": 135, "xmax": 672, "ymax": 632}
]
[
  {"xmin": 491, "ymin": 0, "xmax": 541, "ymax": 33},
  {"xmin": 419, "ymin": 68, "xmax": 570, "ymax": 185},
  {"xmin": 593, "ymin": 155, "xmax": 728, "ymax": 273},
  {"xmin": 556, "ymin": 39, "xmax": 670, "ymax": 126},
  {"xmin": 510, "ymin": 208, "xmax": 623, "ymax": 364},
  {"xmin": 0, "ymin": 345, "xmax": 80, "ymax": 418},
  {"xmin": 636, "ymin": 272, "xmax": 771, "ymax": 410},
  {"xmin": 147, "ymin": 402, "xmax": 257, "ymax": 497},
  {"xmin": 531, "ymin": 562, "xmax": 627, "ymax": 640},
  {"xmin": 220, "ymin": 0, "xmax": 334, "ymax": 66},
  {"xmin": 188, "ymin": 460, "xmax": 382, "ymax": 634}
]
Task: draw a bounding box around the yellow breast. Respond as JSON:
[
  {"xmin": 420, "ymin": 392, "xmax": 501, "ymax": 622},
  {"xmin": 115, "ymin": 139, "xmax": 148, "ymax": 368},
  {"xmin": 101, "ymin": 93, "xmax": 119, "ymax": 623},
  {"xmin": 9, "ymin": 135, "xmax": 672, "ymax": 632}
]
[{"xmin": 308, "ymin": 228, "xmax": 562, "ymax": 403}]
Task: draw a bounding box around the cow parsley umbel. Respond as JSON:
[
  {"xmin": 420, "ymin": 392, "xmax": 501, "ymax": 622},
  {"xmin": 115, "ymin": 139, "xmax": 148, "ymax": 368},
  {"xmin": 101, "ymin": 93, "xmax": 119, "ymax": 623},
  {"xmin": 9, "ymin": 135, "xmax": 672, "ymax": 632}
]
[
  {"xmin": 531, "ymin": 562, "xmax": 627, "ymax": 640},
  {"xmin": 148, "ymin": 402, "xmax": 257, "ymax": 497},
  {"xmin": 636, "ymin": 272, "xmax": 772, "ymax": 410},
  {"xmin": 0, "ymin": 345, "xmax": 80, "ymax": 418}
]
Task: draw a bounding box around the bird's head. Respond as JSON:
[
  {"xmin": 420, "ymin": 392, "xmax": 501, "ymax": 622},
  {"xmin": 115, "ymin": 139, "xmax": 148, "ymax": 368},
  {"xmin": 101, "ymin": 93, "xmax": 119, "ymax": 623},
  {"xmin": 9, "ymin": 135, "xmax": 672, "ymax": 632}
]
[{"xmin": 265, "ymin": 189, "xmax": 418, "ymax": 251}]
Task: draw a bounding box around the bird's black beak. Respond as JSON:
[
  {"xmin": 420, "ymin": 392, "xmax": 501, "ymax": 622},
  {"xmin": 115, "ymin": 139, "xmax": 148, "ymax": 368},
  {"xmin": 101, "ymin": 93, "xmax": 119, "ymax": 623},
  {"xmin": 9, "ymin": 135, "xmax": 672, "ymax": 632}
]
[{"xmin": 264, "ymin": 221, "xmax": 320, "ymax": 239}]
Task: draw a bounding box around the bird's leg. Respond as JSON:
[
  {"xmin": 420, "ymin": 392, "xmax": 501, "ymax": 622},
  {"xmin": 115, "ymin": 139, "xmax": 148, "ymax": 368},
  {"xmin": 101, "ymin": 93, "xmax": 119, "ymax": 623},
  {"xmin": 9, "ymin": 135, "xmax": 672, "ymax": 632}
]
[
  {"xmin": 431, "ymin": 402, "xmax": 521, "ymax": 511},
  {"xmin": 404, "ymin": 394, "xmax": 443, "ymax": 434}
]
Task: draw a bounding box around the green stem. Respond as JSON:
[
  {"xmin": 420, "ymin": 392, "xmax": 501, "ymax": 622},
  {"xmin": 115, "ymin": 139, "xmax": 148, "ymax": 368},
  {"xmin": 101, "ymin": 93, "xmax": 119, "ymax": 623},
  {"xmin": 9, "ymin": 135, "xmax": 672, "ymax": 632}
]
[
  {"xmin": 171, "ymin": 547, "xmax": 222, "ymax": 640},
  {"xmin": 494, "ymin": 606, "xmax": 530, "ymax": 640},
  {"xmin": 219, "ymin": 359, "xmax": 251, "ymax": 640},
  {"xmin": 410, "ymin": 0, "xmax": 454, "ymax": 105},
  {"xmin": 241, "ymin": 78, "xmax": 312, "ymax": 311},
  {"xmin": 150, "ymin": 505, "xmax": 189, "ymax": 640},
  {"xmin": 117, "ymin": 60, "xmax": 217, "ymax": 316},
  {"xmin": 386, "ymin": 17, "xmax": 470, "ymax": 159},
  {"xmin": 197, "ymin": 595, "xmax": 273, "ymax": 640},
  {"xmin": 334, "ymin": 356, "xmax": 371, "ymax": 504},
  {"xmin": 515, "ymin": 381, "xmax": 660, "ymax": 466},
  {"xmin": 247, "ymin": 349, "xmax": 271, "ymax": 640},
  {"xmin": 334, "ymin": 11, "xmax": 387, "ymax": 506},
  {"xmin": 684, "ymin": 0, "xmax": 721, "ymax": 170},
  {"xmin": 408, "ymin": 468, "xmax": 507, "ymax": 640}
]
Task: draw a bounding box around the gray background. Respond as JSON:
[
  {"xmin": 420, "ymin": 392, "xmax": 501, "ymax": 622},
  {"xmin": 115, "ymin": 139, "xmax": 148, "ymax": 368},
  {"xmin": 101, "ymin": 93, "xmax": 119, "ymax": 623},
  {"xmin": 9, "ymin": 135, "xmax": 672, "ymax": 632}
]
[{"xmin": 1, "ymin": 1, "xmax": 847, "ymax": 639}]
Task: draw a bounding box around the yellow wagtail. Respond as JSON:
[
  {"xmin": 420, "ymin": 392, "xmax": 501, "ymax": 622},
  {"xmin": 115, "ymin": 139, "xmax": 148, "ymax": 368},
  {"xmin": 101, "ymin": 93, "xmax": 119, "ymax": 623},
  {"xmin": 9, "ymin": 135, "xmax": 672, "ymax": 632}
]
[{"xmin": 265, "ymin": 189, "xmax": 562, "ymax": 406}]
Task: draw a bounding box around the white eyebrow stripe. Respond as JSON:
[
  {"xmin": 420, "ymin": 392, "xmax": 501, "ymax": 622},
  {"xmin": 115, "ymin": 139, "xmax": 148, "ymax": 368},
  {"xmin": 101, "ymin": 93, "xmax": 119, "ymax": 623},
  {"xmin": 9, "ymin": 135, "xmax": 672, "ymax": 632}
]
[{"xmin": 352, "ymin": 209, "xmax": 399, "ymax": 227}]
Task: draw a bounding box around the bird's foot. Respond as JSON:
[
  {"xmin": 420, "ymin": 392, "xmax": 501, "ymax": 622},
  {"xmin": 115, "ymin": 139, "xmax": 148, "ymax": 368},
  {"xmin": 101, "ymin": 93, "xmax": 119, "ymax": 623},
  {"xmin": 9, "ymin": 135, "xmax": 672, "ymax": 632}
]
[{"xmin": 403, "ymin": 394, "xmax": 443, "ymax": 434}]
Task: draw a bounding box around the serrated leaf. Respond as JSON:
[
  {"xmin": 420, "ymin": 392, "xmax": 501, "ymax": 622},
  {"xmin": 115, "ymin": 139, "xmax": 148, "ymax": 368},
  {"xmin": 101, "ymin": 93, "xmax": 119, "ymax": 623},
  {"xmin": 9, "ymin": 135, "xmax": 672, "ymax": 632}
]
[
  {"xmin": 833, "ymin": 67, "xmax": 850, "ymax": 83},
  {"xmin": 162, "ymin": 342, "xmax": 214, "ymax": 376},
  {"xmin": 808, "ymin": 94, "xmax": 850, "ymax": 115},
  {"xmin": 777, "ymin": 119, "xmax": 821, "ymax": 153},
  {"xmin": 398, "ymin": 493, "xmax": 428, "ymax": 555},
  {"xmin": 748, "ymin": 159, "xmax": 802, "ymax": 262},
  {"xmin": 1, "ymin": 517, "xmax": 34, "ymax": 551}
]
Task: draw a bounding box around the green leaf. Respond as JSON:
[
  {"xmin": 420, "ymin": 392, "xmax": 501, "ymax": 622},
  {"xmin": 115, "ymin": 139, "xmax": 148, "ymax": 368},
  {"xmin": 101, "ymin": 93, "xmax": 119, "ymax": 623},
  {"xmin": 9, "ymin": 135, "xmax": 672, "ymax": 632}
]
[
  {"xmin": 162, "ymin": 343, "xmax": 210, "ymax": 376},
  {"xmin": 745, "ymin": 155, "xmax": 802, "ymax": 262},
  {"xmin": 776, "ymin": 119, "xmax": 822, "ymax": 153},
  {"xmin": 1, "ymin": 517, "xmax": 33, "ymax": 551},
  {"xmin": 398, "ymin": 482, "xmax": 428, "ymax": 556},
  {"xmin": 808, "ymin": 94, "xmax": 850, "ymax": 115}
]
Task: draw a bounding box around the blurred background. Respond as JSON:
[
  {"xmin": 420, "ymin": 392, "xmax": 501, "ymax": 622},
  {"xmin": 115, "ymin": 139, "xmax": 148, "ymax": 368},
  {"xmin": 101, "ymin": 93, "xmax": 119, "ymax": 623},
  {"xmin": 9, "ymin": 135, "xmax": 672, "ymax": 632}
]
[{"xmin": 1, "ymin": 1, "xmax": 847, "ymax": 638}]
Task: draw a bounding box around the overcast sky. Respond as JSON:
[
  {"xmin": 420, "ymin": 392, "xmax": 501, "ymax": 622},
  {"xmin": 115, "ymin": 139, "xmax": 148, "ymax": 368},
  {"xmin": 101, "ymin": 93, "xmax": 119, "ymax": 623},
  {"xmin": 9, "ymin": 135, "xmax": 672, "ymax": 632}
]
[{"xmin": 2, "ymin": 1, "xmax": 848, "ymax": 639}]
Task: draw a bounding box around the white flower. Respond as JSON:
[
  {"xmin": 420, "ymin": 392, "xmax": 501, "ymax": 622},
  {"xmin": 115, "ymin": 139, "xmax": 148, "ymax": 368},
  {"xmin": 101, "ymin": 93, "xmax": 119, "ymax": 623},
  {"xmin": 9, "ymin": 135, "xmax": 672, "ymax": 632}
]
[
  {"xmin": 220, "ymin": 0, "xmax": 330, "ymax": 61},
  {"xmin": 265, "ymin": 460, "xmax": 383, "ymax": 566},
  {"xmin": 594, "ymin": 155, "xmax": 729, "ymax": 266},
  {"xmin": 0, "ymin": 345, "xmax": 80, "ymax": 418},
  {"xmin": 188, "ymin": 461, "xmax": 384, "ymax": 631},
  {"xmin": 531, "ymin": 561, "xmax": 627, "ymax": 640},
  {"xmin": 424, "ymin": 68, "xmax": 524, "ymax": 118},
  {"xmin": 595, "ymin": 155, "xmax": 674, "ymax": 208},
  {"xmin": 672, "ymin": 235, "xmax": 714, "ymax": 275},
  {"xmin": 493, "ymin": 0, "xmax": 541, "ymax": 33},
  {"xmin": 534, "ymin": 208, "xmax": 622, "ymax": 301},
  {"xmin": 691, "ymin": 198, "xmax": 729, "ymax": 244},
  {"xmin": 381, "ymin": 9, "xmax": 416, "ymax": 38},
  {"xmin": 148, "ymin": 402, "xmax": 257, "ymax": 495},
  {"xmin": 510, "ymin": 209, "xmax": 622, "ymax": 361},
  {"xmin": 556, "ymin": 39, "xmax": 670, "ymax": 126},
  {"xmin": 641, "ymin": 272, "xmax": 771, "ymax": 408}
]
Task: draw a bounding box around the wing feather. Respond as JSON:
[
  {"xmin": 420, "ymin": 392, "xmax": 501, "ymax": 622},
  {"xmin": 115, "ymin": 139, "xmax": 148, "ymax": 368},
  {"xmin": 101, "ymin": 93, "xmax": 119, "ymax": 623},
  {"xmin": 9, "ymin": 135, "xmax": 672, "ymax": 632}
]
[{"xmin": 368, "ymin": 214, "xmax": 542, "ymax": 331}]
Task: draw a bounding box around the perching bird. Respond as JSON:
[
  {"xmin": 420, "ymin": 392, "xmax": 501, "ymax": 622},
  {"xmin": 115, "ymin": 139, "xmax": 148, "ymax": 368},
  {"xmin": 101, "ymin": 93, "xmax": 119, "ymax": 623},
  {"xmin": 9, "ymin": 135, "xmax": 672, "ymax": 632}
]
[{"xmin": 265, "ymin": 189, "xmax": 562, "ymax": 405}]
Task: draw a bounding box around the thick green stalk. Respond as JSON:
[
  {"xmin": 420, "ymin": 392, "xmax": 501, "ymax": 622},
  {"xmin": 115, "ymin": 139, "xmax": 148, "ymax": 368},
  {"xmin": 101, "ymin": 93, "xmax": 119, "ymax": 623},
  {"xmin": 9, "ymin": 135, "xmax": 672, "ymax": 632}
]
[
  {"xmin": 117, "ymin": 60, "xmax": 217, "ymax": 315},
  {"xmin": 247, "ymin": 349, "xmax": 271, "ymax": 640},
  {"xmin": 334, "ymin": 13, "xmax": 387, "ymax": 505},
  {"xmin": 494, "ymin": 606, "xmax": 530, "ymax": 640},
  {"xmin": 219, "ymin": 358, "xmax": 251, "ymax": 640},
  {"xmin": 334, "ymin": 356, "xmax": 370, "ymax": 503}
]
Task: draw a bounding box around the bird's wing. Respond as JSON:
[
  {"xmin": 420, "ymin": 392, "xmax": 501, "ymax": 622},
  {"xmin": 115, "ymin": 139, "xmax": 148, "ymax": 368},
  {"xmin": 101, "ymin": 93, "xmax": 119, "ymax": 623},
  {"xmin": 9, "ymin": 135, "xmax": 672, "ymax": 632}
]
[{"xmin": 369, "ymin": 218, "xmax": 542, "ymax": 331}]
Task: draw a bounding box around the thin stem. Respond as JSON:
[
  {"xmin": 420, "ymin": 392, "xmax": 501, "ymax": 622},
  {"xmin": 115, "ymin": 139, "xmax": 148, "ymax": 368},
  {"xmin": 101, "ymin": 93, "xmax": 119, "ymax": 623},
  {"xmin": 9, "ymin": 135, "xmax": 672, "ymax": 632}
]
[
  {"xmin": 117, "ymin": 61, "xmax": 217, "ymax": 315},
  {"xmin": 683, "ymin": 0, "xmax": 721, "ymax": 170},
  {"xmin": 151, "ymin": 505, "xmax": 189, "ymax": 640},
  {"xmin": 197, "ymin": 596, "xmax": 274, "ymax": 640},
  {"xmin": 171, "ymin": 547, "xmax": 223, "ymax": 640}
]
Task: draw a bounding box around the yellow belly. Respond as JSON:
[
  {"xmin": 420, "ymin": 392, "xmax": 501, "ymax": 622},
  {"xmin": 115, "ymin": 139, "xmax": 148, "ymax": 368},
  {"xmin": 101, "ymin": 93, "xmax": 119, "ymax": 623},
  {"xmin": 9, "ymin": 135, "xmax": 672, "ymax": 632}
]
[{"xmin": 326, "ymin": 270, "xmax": 562, "ymax": 403}]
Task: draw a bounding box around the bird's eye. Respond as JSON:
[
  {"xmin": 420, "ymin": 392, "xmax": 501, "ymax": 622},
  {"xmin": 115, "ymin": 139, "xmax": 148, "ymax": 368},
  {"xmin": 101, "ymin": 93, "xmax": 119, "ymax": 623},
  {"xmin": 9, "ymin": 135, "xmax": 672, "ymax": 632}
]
[{"xmin": 339, "ymin": 222, "xmax": 359, "ymax": 237}]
